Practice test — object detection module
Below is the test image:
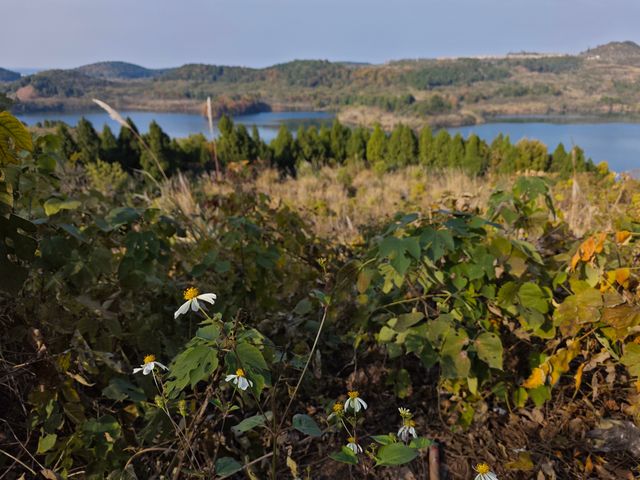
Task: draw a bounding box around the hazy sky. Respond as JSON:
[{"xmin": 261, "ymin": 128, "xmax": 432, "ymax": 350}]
[{"xmin": 4, "ymin": 0, "xmax": 640, "ymax": 69}]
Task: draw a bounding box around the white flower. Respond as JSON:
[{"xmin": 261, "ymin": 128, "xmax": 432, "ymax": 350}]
[
  {"xmin": 174, "ymin": 287, "xmax": 217, "ymax": 319},
  {"xmin": 397, "ymin": 423, "xmax": 417, "ymax": 442},
  {"xmin": 346, "ymin": 437, "xmax": 363, "ymax": 454},
  {"xmin": 474, "ymin": 463, "xmax": 498, "ymax": 480},
  {"xmin": 344, "ymin": 391, "xmax": 367, "ymax": 413},
  {"xmin": 133, "ymin": 355, "xmax": 168, "ymax": 375},
  {"xmin": 225, "ymin": 368, "xmax": 253, "ymax": 391}
]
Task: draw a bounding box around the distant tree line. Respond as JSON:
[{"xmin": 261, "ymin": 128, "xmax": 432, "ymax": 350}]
[{"xmin": 51, "ymin": 115, "xmax": 595, "ymax": 180}]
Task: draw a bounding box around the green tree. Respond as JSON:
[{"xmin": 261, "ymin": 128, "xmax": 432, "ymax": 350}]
[
  {"xmin": 100, "ymin": 125, "xmax": 119, "ymax": 163},
  {"xmin": 447, "ymin": 133, "xmax": 465, "ymax": 168},
  {"xmin": 516, "ymin": 139, "xmax": 549, "ymax": 171},
  {"xmin": 418, "ymin": 126, "xmax": 434, "ymax": 166},
  {"xmin": 490, "ymin": 134, "xmax": 518, "ymax": 174},
  {"xmin": 75, "ymin": 117, "xmax": 100, "ymax": 164},
  {"xmin": 462, "ymin": 133, "xmax": 487, "ymax": 175},
  {"xmin": 271, "ymin": 124, "xmax": 296, "ymax": 175},
  {"xmin": 346, "ymin": 127, "xmax": 369, "ymax": 164},
  {"xmin": 366, "ymin": 124, "xmax": 387, "ymax": 167},
  {"xmin": 55, "ymin": 123, "xmax": 78, "ymax": 160},
  {"xmin": 117, "ymin": 117, "xmax": 142, "ymax": 171},
  {"xmin": 140, "ymin": 120, "xmax": 173, "ymax": 179},
  {"xmin": 387, "ymin": 124, "xmax": 417, "ymax": 169},
  {"xmin": 549, "ymin": 143, "xmax": 569, "ymax": 173},
  {"xmin": 431, "ymin": 129, "xmax": 451, "ymax": 168},
  {"xmin": 330, "ymin": 119, "xmax": 351, "ymax": 164}
]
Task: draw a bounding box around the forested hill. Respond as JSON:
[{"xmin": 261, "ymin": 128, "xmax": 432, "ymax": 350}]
[
  {"xmin": 0, "ymin": 67, "xmax": 20, "ymax": 82},
  {"xmin": 4, "ymin": 41, "xmax": 640, "ymax": 127}
]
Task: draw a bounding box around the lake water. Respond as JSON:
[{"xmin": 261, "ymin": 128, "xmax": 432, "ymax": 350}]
[
  {"xmin": 15, "ymin": 110, "xmax": 640, "ymax": 172},
  {"xmin": 16, "ymin": 110, "xmax": 335, "ymax": 144}
]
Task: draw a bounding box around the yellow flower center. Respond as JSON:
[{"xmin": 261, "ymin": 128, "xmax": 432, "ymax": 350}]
[
  {"xmin": 475, "ymin": 463, "xmax": 491, "ymax": 474},
  {"xmin": 347, "ymin": 436, "xmax": 356, "ymax": 443},
  {"xmin": 235, "ymin": 368, "xmax": 245, "ymax": 377},
  {"xmin": 333, "ymin": 402, "xmax": 344, "ymax": 413},
  {"xmin": 405, "ymin": 419, "xmax": 416, "ymax": 427},
  {"xmin": 143, "ymin": 354, "xmax": 156, "ymax": 364},
  {"xmin": 347, "ymin": 390, "xmax": 359, "ymax": 399},
  {"xmin": 183, "ymin": 287, "xmax": 199, "ymax": 300}
]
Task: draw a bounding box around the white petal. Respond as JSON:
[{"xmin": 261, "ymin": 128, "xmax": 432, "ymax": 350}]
[
  {"xmin": 238, "ymin": 377, "xmax": 249, "ymax": 390},
  {"xmin": 197, "ymin": 293, "xmax": 217, "ymax": 304},
  {"xmin": 154, "ymin": 362, "xmax": 168, "ymax": 371},
  {"xmin": 191, "ymin": 298, "xmax": 200, "ymax": 311},
  {"xmin": 487, "ymin": 474, "xmax": 498, "ymax": 480},
  {"xmin": 174, "ymin": 300, "xmax": 191, "ymax": 319},
  {"xmin": 357, "ymin": 398, "xmax": 368, "ymax": 410},
  {"xmin": 142, "ymin": 363, "xmax": 154, "ymax": 375},
  {"xmin": 133, "ymin": 367, "xmax": 143, "ymax": 374},
  {"xmin": 247, "ymin": 378, "xmax": 254, "ymax": 387},
  {"xmin": 225, "ymin": 374, "xmax": 236, "ymax": 382},
  {"xmin": 344, "ymin": 398, "xmax": 352, "ymax": 410},
  {"xmin": 410, "ymin": 427, "xmax": 417, "ymax": 438}
]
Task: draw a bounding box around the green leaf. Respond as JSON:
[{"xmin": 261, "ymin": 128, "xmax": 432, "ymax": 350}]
[
  {"xmin": 475, "ymin": 332, "xmax": 503, "ymax": 370},
  {"xmin": 518, "ymin": 282, "xmax": 548, "ymax": 314},
  {"xmin": 375, "ymin": 443, "xmax": 418, "ymax": 466},
  {"xmin": 235, "ymin": 342, "xmax": 268, "ymax": 370},
  {"xmin": 102, "ymin": 378, "xmax": 146, "ymax": 402},
  {"xmin": 0, "ymin": 111, "xmax": 33, "ymax": 165},
  {"xmin": 371, "ymin": 434, "xmax": 397, "ymax": 445},
  {"xmin": 231, "ymin": 412, "xmax": 272, "ymax": 434},
  {"xmin": 329, "ymin": 446, "xmax": 358, "ymax": 465},
  {"xmin": 409, "ymin": 437, "xmax": 433, "ymax": 449},
  {"xmin": 44, "ymin": 198, "xmax": 81, "ymax": 216},
  {"xmin": 621, "ymin": 343, "xmax": 640, "ymax": 378},
  {"xmin": 215, "ymin": 457, "xmax": 242, "ymax": 476},
  {"xmin": 292, "ymin": 414, "xmax": 321, "ymax": 437},
  {"xmin": 37, "ymin": 433, "xmax": 57, "ymax": 454}
]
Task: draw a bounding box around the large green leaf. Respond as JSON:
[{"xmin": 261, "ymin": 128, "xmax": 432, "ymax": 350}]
[
  {"xmin": 0, "ymin": 111, "xmax": 32, "ymax": 165},
  {"xmin": 518, "ymin": 282, "xmax": 549, "ymax": 313},
  {"xmin": 37, "ymin": 433, "xmax": 57, "ymax": 454},
  {"xmin": 292, "ymin": 414, "xmax": 321, "ymax": 437},
  {"xmin": 475, "ymin": 332, "xmax": 503, "ymax": 370},
  {"xmin": 235, "ymin": 342, "xmax": 268, "ymax": 370},
  {"xmin": 44, "ymin": 198, "xmax": 82, "ymax": 216},
  {"xmin": 329, "ymin": 446, "xmax": 358, "ymax": 465},
  {"xmin": 375, "ymin": 443, "xmax": 418, "ymax": 466},
  {"xmin": 215, "ymin": 457, "xmax": 242, "ymax": 476},
  {"xmin": 231, "ymin": 412, "xmax": 272, "ymax": 434}
]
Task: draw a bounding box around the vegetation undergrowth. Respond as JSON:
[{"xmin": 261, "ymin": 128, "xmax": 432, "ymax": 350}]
[{"xmin": 2, "ymin": 106, "xmax": 640, "ymax": 479}]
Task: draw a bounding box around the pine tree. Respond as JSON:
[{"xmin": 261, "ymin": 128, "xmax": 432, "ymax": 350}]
[
  {"xmin": 271, "ymin": 124, "xmax": 296, "ymax": 175},
  {"xmin": 117, "ymin": 117, "xmax": 142, "ymax": 171},
  {"xmin": 431, "ymin": 130, "xmax": 451, "ymax": 168},
  {"xmin": 140, "ymin": 120, "xmax": 173, "ymax": 179},
  {"xmin": 366, "ymin": 124, "xmax": 387, "ymax": 167},
  {"xmin": 447, "ymin": 133, "xmax": 465, "ymax": 169},
  {"xmin": 387, "ymin": 124, "xmax": 417, "ymax": 169},
  {"xmin": 462, "ymin": 134, "xmax": 486, "ymax": 175},
  {"xmin": 100, "ymin": 125, "xmax": 119, "ymax": 163},
  {"xmin": 75, "ymin": 117, "xmax": 100, "ymax": 164},
  {"xmin": 550, "ymin": 143, "xmax": 569, "ymax": 173},
  {"xmin": 330, "ymin": 119, "xmax": 350, "ymax": 164},
  {"xmin": 418, "ymin": 126, "xmax": 434, "ymax": 166},
  {"xmin": 56, "ymin": 123, "xmax": 78, "ymax": 160},
  {"xmin": 346, "ymin": 127, "xmax": 369, "ymax": 164}
]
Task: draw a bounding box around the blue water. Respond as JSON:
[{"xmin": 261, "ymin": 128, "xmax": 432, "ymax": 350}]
[
  {"xmin": 16, "ymin": 110, "xmax": 640, "ymax": 172},
  {"xmin": 448, "ymin": 121, "xmax": 640, "ymax": 172},
  {"xmin": 16, "ymin": 110, "xmax": 335, "ymax": 144}
]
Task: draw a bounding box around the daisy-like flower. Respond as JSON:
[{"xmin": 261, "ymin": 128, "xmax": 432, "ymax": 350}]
[
  {"xmin": 225, "ymin": 368, "xmax": 253, "ymax": 391},
  {"xmin": 473, "ymin": 463, "xmax": 498, "ymax": 480},
  {"xmin": 344, "ymin": 391, "xmax": 367, "ymax": 413},
  {"xmin": 328, "ymin": 402, "xmax": 344, "ymax": 421},
  {"xmin": 398, "ymin": 419, "xmax": 418, "ymax": 442},
  {"xmin": 397, "ymin": 407, "xmax": 417, "ymax": 442},
  {"xmin": 174, "ymin": 287, "xmax": 217, "ymax": 319},
  {"xmin": 133, "ymin": 354, "xmax": 168, "ymax": 375},
  {"xmin": 346, "ymin": 436, "xmax": 363, "ymax": 454}
]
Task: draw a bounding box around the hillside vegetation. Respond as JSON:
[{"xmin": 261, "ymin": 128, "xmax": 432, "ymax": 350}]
[
  {"xmin": 5, "ymin": 41, "xmax": 640, "ymax": 128},
  {"xmin": 3, "ymin": 101, "xmax": 640, "ymax": 480}
]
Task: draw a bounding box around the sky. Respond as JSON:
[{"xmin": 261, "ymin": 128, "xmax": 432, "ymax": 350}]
[{"xmin": 3, "ymin": 0, "xmax": 640, "ymax": 70}]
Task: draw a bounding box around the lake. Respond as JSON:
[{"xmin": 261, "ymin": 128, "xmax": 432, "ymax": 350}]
[
  {"xmin": 16, "ymin": 110, "xmax": 335, "ymax": 144},
  {"xmin": 15, "ymin": 110, "xmax": 640, "ymax": 172}
]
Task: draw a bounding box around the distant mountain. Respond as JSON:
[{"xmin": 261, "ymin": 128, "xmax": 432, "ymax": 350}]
[
  {"xmin": 0, "ymin": 67, "xmax": 21, "ymax": 82},
  {"xmin": 75, "ymin": 61, "xmax": 165, "ymax": 79},
  {"xmin": 582, "ymin": 41, "xmax": 640, "ymax": 64}
]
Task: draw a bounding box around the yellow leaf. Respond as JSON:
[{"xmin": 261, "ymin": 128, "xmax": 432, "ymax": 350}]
[
  {"xmin": 286, "ymin": 455, "xmax": 299, "ymax": 479},
  {"xmin": 585, "ymin": 455, "xmax": 593, "ymax": 474},
  {"xmin": 570, "ymin": 251, "xmax": 581, "ymax": 270},
  {"xmin": 616, "ymin": 230, "xmax": 631, "ymax": 244},
  {"xmin": 523, "ymin": 367, "xmax": 546, "ymax": 389},
  {"xmin": 574, "ymin": 363, "xmax": 586, "ymax": 392},
  {"xmin": 505, "ymin": 451, "xmax": 534, "ymax": 471},
  {"xmin": 594, "ymin": 232, "xmax": 607, "ymax": 254},
  {"xmin": 549, "ymin": 346, "xmax": 579, "ymax": 386},
  {"xmin": 615, "ymin": 268, "xmax": 630, "ymax": 288}
]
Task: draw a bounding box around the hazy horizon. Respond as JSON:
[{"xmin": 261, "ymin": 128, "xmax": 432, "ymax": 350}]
[{"xmin": 3, "ymin": 0, "xmax": 640, "ymax": 70}]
